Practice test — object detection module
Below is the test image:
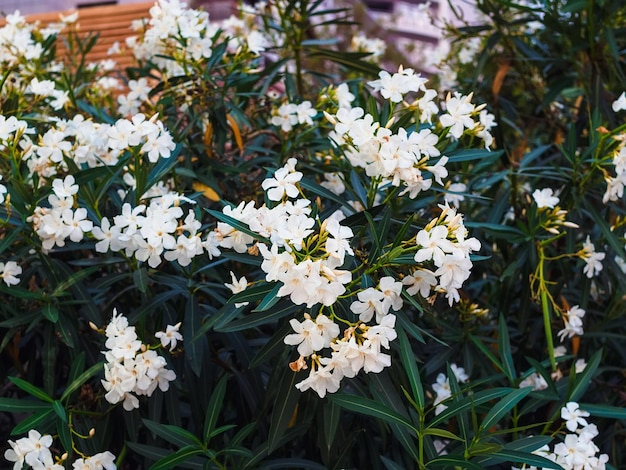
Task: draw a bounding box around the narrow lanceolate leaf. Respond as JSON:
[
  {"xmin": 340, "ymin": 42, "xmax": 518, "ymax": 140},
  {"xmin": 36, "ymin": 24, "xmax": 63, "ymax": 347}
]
[
  {"xmin": 52, "ymin": 400, "xmax": 67, "ymax": 423},
  {"xmin": 568, "ymin": 349, "xmax": 602, "ymax": 402},
  {"xmin": 61, "ymin": 362, "xmax": 104, "ymax": 402},
  {"xmin": 205, "ymin": 208, "xmax": 270, "ymax": 244},
  {"xmin": 9, "ymin": 377, "xmax": 54, "ymax": 403},
  {"xmin": 268, "ymin": 370, "xmax": 301, "ymax": 454},
  {"xmin": 479, "ymin": 387, "xmax": 531, "ymax": 433},
  {"xmin": 203, "ymin": 375, "xmax": 228, "ymax": 445},
  {"xmin": 0, "ymin": 398, "xmax": 50, "ymax": 413},
  {"xmin": 12, "ymin": 409, "xmax": 56, "ymax": 435},
  {"xmin": 150, "ymin": 445, "xmax": 205, "ymax": 470},
  {"xmin": 479, "ymin": 449, "xmax": 563, "ymax": 470},
  {"xmin": 578, "ymin": 403, "xmax": 626, "ymax": 420},
  {"xmin": 429, "ymin": 388, "xmax": 510, "ymax": 427},
  {"xmin": 329, "ymin": 394, "xmax": 417, "ymax": 433},
  {"xmin": 397, "ymin": 328, "xmax": 424, "ymax": 410},
  {"xmin": 497, "ymin": 314, "xmax": 516, "ymax": 383},
  {"xmin": 426, "ymin": 456, "xmax": 484, "ymax": 470},
  {"xmin": 216, "ymin": 301, "xmax": 299, "ymax": 333},
  {"xmin": 143, "ymin": 419, "xmax": 203, "ymax": 448}
]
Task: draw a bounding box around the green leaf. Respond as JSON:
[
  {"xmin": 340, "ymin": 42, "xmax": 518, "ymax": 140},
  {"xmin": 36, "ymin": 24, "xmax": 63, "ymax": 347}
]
[
  {"xmin": 228, "ymin": 282, "xmax": 275, "ymax": 307},
  {"xmin": 205, "ymin": 208, "xmax": 269, "ymax": 244},
  {"xmin": 429, "ymin": 388, "xmax": 511, "ymax": 427},
  {"xmin": 42, "ymin": 303, "xmax": 59, "ymax": 323},
  {"xmin": 252, "ymin": 283, "xmax": 282, "ymax": 312},
  {"xmin": 61, "ymin": 362, "xmax": 104, "ymax": 402},
  {"xmin": 497, "ymin": 314, "xmax": 516, "ymax": 383},
  {"xmin": 249, "ymin": 320, "xmax": 294, "ymax": 368},
  {"xmin": 0, "ymin": 398, "xmax": 50, "ymax": 413},
  {"xmin": 423, "ymin": 428, "xmax": 462, "ymax": 441},
  {"xmin": 52, "ymin": 400, "xmax": 67, "ymax": 423},
  {"xmin": 579, "ymin": 403, "xmax": 626, "ymax": 420},
  {"xmin": 446, "ymin": 148, "xmax": 504, "ymax": 163},
  {"xmin": 330, "ymin": 394, "xmax": 416, "ymax": 433},
  {"xmin": 216, "ymin": 301, "xmax": 299, "ymax": 332},
  {"xmin": 469, "ymin": 334, "xmax": 504, "ymax": 376},
  {"xmin": 203, "ymin": 375, "xmax": 228, "ymax": 445},
  {"xmin": 479, "ymin": 449, "xmax": 563, "ymax": 470},
  {"xmin": 268, "ymin": 370, "xmax": 301, "ymax": 454},
  {"xmin": 9, "ymin": 377, "xmax": 54, "ymax": 403},
  {"xmin": 133, "ymin": 267, "xmax": 149, "ymax": 293},
  {"xmin": 397, "ymin": 327, "xmax": 424, "ymax": 410},
  {"xmin": 51, "ymin": 266, "xmax": 99, "ymax": 297},
  {"xmin": 426, "ymin": 456, "xmax": 484, "ymax": 469},
  {"xmin": 300, "ymin": 178, "xmax": 353, "ymax": 209},
  {"xmin": 12, "ymin": 409, "xmax": 56, "ymax": 435},
  {"xmin": 56, "ymin": 415, "xmax": 72, "ymax": 454},
  {"xmin": 503, "ymin": 435, "xmax": 554, "ymax": 452},
  {"xmin": 184, "ymin": 295, "xmax": 205, "ymax": 377},
  {"xmin": 143, "ymin": 419, "xmax": 203, "ymax": 448},
  {"xmin": 150, "ymin": 445, "xmax": 205, "ymax": 470},
  {"xmin": 568, "ymin": 348, "xmax": 602, "ymax": 402},
  {"xmin": 322, "ymin": 399, "xmax": 341, "ymax": 453},
  {"xmin": 479, "ymin": 387, "xmax": 531, "ymax": 433}
]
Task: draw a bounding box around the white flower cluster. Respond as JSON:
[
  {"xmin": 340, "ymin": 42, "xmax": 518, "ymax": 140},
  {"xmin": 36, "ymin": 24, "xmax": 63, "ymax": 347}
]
[
  {"xmin": 5, "ymin": 430, "xmax": 61, "ymax": 470},
  {"xmin": 213, "ymin": 158, "xmax": 354, "ymax": 308},
  {"xmin": 0, "ymin": 11, "xmax": 63, "ymax": 67},
  {"xmin": 18, "ymin": 113, "xmax": 175, "ymax": 182},
  {"xmin": 513, "ymin": 402, "xmax": 609, "ymax": 470},
  {"xmin": 328, "ymin": 68, "xmax": 494, "ymax": 200},
  {"xmin": 4, "ymin": 428, "xmax": 117, "ymax": 470},
  {"xmin": 93, "ymin": 193, "xmax": 207, "ymax": 268},
  {"xmin": 270, "ymin": 101, "xmax": 317, "ymax": 132},
  {"xmin": 431, "ymin": 364, "xmax": 469, "ymax": 415},
  {"xmin": 409, "ymin": 204, "xmax": 481, "ymax": 305},
  {"xmin": 127, "ymin": 0, "xmax": 268, "ymax": 78},
  {"xmin": 101, "ymin": 309, "xmax": 177, "ymax": 411},
  {"xmin": 29, "ymin": 175, "xmax": 93, "ymax": 251},
  {"xmin": 289, "ymin": 313, "xmax": 398, "ymax": 398}
]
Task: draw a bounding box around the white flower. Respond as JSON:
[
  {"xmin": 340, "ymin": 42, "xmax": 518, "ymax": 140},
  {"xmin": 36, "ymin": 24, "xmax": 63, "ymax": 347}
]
[
  {"xmin": 581, "ymin": 236, "xmax": 605, "ymax": 278},
  {"xmin": 224, "ymin": 271, "xmax": 249, "ymax": 307},
  {"xmin": 350, "ymin": 287, "xmax": 385, "ymax": 323},
  {"xmin": 612, "ymin": 91, "xmax": 626, "ymax": 112},
  {"xmin": 532, "ymin": 188, "xmax": 559, "ymax": 208},
  {"xmin": 402, "ymin": 269, "xmax": 437, "ymax": 298},
  {"xmin": 0, "ymin": 261, "xmax": 22, "ymax": 286},
  {"xmin": 5, "ymin": 429, "xmax": 53, "ymax": 470},
  {"xmin": 519, "ymin": 372, "xmax": 548, "ymax": 391},
  {"xmin": 155, "ymin": 322, "xmax": 183, "ymax": 351},
  {"xmin": 561, "ymin": 402, "xmax": 590, "ymax": 432},
  {"xmin": 557, "ymin": 305, "xmax": 586, "ymax": 341},
  {"xmin": 439, "ymin": 92, "xmax": 476, "ymax": 139},
  {"xmin": 261, "ymin": 160, "xmax": 303, "ymax": 201},
  {"xmin": 284, "ymin": 315, "xmax": 326, "ymax": 357}
]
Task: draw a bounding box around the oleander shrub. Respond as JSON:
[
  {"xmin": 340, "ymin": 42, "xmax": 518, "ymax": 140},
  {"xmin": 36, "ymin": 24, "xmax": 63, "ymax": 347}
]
[{"xmin": 0, "ymin": 0, "xmax": 624, "ymax": 469}]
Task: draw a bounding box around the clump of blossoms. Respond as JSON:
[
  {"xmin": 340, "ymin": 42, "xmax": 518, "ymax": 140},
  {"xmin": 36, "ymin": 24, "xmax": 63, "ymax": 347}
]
[
  {"xmin": 100, "ymin": 309, "xmax": 178, "ymax": 411},
  {"xmin": 326, "ymin": 66, "xmax": 495, "ymax": 201},
  {"xmin": 127, "ymin": 0, "xmax": 269, "ymax": 79},
  {"xmin": 4, "ymin": 428, "xmax": 117, "ymax": 470},
  {"xmin": 210, "ymin": 148, "xmax": 480, "ymax": 397},
  {"xmin": 512, "ymin": 402, "xmax": 609, "ymax": 470}
]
